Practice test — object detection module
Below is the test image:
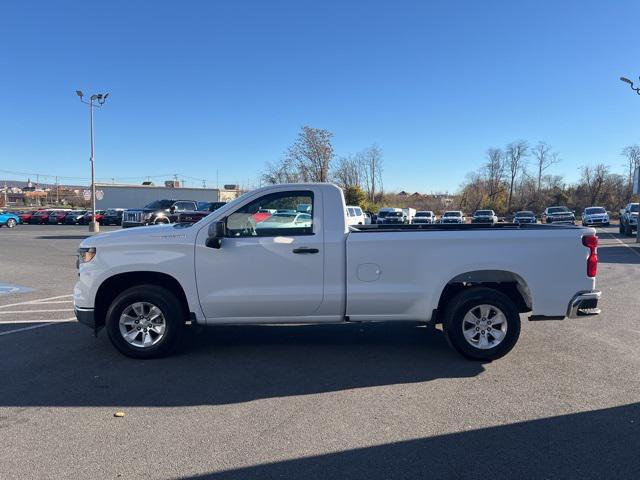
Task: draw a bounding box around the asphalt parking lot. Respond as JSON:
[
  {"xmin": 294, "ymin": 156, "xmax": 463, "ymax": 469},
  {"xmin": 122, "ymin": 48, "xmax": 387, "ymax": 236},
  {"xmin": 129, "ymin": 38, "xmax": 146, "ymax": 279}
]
[{"xmin": 1, "ymin": 224, "xmax": 639, "ymax": 479}]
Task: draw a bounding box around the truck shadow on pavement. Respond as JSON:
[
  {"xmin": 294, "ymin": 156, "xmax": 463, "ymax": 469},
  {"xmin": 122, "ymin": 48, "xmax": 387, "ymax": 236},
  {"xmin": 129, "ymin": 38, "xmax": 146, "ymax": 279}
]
[
  {"xmin": 0, "ymin": 323, "xmax": 484, "ymax": 407},
  {"xmin": 174, "ymin": 402, "xmax": 640, "ymax": 480}
]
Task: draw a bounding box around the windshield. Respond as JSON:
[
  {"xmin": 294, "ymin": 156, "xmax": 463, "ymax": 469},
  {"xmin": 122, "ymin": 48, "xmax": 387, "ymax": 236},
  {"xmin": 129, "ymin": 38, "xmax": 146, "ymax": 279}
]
[
  {"xmin": 631, "ymin": 204, "xmax": 639, "ymax": 213},
  {"xmin": 548, "ymin": 207, "xmax": 570, "ymax": 214},
  {"xmin": 585, "ymin": 207, "xmax": 606, "ymax": 215},
  {"xmin": 444, "ymin": 212, "xmax": 461, "ymax": 217},
  {"xmin": 475, "ymin": 210, "xmax": 493, "ymax": 216},
  {"xmin": 516, "ymin": 211, "xmax": 535, "ymax": 217},
  {"xmin": 415, "ymin": 212, "xmax": 431, "ymax": 217},
  {"xmin": 144, "ymin": 200, "xmax": 174, "ymax": 209},
  {"xmin": 388, "ymin": 212, "xmax": 402, "ymax": 217}
]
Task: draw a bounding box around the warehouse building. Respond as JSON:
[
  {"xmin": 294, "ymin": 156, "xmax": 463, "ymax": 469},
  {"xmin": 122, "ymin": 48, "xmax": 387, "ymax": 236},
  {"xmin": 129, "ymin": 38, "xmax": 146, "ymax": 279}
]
[{"xmin": 93, "ymin": 182, "xmax": 241, "ymax": 210}]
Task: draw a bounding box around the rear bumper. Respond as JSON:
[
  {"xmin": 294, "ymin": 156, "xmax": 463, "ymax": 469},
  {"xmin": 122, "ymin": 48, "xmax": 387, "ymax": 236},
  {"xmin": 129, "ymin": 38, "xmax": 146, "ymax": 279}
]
[
  {"xmin": 567, "ymin": 290, "xmax": 601, "ymax": 318},
  {"xmin": 74, "ymin": 306, "xmax": 95, "ymax": 328}
]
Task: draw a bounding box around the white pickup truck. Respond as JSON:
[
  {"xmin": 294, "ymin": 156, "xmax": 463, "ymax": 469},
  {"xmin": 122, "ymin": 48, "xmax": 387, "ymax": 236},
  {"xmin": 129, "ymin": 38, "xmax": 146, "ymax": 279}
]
[{"xmin": 74, "ymin": 183, "xmax": 601, "ymax": 361}]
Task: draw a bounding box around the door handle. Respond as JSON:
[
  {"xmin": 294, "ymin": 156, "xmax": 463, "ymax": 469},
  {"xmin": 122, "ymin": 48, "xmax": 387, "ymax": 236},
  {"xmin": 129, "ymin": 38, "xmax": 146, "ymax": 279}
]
[{"xmin": 292, "ymin": 247, "xmax": 319, "ymax": 254}]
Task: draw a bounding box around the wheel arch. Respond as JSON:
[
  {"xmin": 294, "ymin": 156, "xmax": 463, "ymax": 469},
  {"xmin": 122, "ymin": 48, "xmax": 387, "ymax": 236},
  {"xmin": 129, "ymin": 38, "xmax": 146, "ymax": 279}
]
[
  {"xmin": 94, "ymin": 271, "xmax": 191, "ymax": 330},
  {"xmin": 434, "ymin": 270, "xmax": 532, "ymax": 321}
]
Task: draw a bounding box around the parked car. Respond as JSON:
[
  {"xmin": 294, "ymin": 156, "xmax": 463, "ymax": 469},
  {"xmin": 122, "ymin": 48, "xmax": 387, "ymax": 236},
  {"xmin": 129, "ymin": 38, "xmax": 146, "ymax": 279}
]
[
  {"xmin": 48, "ymin": 210, "xmax": 72, "ymax": 224},
  {"xmin": 346, "ymin": 205, "xmax": 365, "ymax": 226},
  {"xmin": 513, "ymin": 211, "xmax": 537, "ymax": 225},
  {"xmin": 0, "ymin": 211, "xmax": 20, "ymax": 228},
  {"xmin": 542, "ymin": 206, "xmax": 575, "ymax": 224},
  {"xmin": 80, "ymin": 210, "xmax": 106, "ymax": 225},
  {"xmin": 122, "ymin": 200, "xmax": 198, "ymax": 228},
  {"xmin": 472, "ymin": 209, "xmax": 498, "ymax": 224},
  {"xmin": 63, "ymin": 211, "xmax": 88, "ymax": 225},
  {"xmin": 363, "ymin": 212, "xmax": 372, "ymax": 225},
  {"xmin": 75, "ymin": 183, "xmax": 601, "ymax": 362},
  {"xmin": 380, "ymin": 211, "xmax": 407, "ymax": 224},
  {"xmin": 29, "ymin": 209, "xmax": 52, "ymax": 224},
  {"xmin": 440, "ymin": 211, "xmax": 465, "ymax": 224},
  {"xmin": 619, "ymin": 202, "xmax": 639, "ymax": 236},
  {"xmin": 376, "ymin": 207, "xmax": 403, "ymax": 224},
  {"xmin": 19, "ymin": 210, "xmax": 40, "ymax": 223},
  {"xmin": 412, "ymin": 211, "xmax": 436, "ymax": 224},
  {"xmin": 254, "ymin": 212, "xmax": 312, "ymax": 230},
  {"xmin": 176, "ymin": 202, "xmax": 227, "ymax": 224},
  {"xmin": 101, "ymin": 208, "xmax": 126, "ymax": 226},
  {"xmin": 581, "ymin": 207, "xmax": 610, "ymax": 227}
]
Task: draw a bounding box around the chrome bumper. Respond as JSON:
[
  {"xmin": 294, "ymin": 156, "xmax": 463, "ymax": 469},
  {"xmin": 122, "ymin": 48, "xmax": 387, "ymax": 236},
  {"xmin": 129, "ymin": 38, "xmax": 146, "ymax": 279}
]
[{"xmin": 567, "ymin": 290, "xmax": 601, "ymax": 318}]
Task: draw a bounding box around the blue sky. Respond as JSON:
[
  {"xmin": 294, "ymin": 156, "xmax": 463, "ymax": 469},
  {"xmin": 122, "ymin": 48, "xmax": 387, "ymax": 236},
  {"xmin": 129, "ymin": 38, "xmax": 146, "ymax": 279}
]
[{"xmin": 1, "ymin": 0, "xmax": 639, "ymax": 192}]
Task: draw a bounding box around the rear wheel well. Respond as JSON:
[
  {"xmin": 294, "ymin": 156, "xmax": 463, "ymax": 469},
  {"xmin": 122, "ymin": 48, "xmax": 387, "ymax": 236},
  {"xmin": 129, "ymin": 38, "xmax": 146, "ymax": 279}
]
[
  {"xmin": 434, "ymin": 270, "xmax": 531, "ymax": 322},
  {"xmin": 94, "ymin": 272, "xmax": 190, "ymax": 329}
]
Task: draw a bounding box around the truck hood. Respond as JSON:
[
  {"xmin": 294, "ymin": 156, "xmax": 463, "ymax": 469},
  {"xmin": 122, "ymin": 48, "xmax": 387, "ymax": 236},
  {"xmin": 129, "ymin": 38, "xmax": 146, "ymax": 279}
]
[{"xmin": 80, "ymin": 223, "xmax": 192, "ymax": 248}]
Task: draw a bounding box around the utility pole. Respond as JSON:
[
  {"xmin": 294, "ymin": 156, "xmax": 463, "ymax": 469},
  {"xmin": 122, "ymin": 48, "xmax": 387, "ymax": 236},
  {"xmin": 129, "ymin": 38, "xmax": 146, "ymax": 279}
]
[
  {"xmin": 3, "ymin": 181, "xmax": 7, "ymax": 208},
  {"xmin": 76, "ymin": 90, "xmax": 109, "ymax": 233},
  {"xmin": 619, "ymin": 76, "xmax": 640, "ymax": 243},
  {"xmin": 55, "ymin": 176, "xmax": 59, "ymax": 204}
]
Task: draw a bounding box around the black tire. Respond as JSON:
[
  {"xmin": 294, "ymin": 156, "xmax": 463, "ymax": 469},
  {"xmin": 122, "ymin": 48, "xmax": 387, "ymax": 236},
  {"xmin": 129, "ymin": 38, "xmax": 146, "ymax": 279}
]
[
  {"xmin": 105, "ymin": 285, "xmax": 185, "ymax": 359},
  {"xmin": 442, "ymin": 287, "xmax": 521, "ymax": 361},
  {"xmin": 625, "ymin": 223, "xmax": 633, "ymax": 237}
]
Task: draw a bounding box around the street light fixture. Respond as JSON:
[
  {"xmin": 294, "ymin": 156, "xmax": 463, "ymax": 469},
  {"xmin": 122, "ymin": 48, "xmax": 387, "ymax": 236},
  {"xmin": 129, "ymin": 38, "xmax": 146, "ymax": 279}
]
[
  {"xmin": 619, "ymin": 75, "xmax": 640, "ymax": 243},
  {"xmin": 76, "ymin": 90, "xmax": 109, "ymax": 233}
]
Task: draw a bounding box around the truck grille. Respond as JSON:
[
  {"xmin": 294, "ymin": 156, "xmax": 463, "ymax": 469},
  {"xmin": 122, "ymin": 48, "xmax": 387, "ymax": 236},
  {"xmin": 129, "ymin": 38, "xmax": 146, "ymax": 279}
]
[{"xmin": 124, "ymin": 211, "xmax": 144, "ymax": 223}]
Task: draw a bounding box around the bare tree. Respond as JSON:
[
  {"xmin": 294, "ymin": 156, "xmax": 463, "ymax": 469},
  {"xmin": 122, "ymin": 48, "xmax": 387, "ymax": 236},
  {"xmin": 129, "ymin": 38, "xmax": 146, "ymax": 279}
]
[
  {"xmin": 483, "ymin": 148, "xmax": 505, "ymax": 204},
  {"xmin": 621, "ymin": 145, "xmax": 640, "ymax": 189},
  {"xmin": 531, "ymin": 142, "xmax": 560, "ymax": 192},
  {"xmin": 359, "ymin": 144, "xmax": 384, "ymax": 202},
  {"xmin": 286, "ymin": 126, "xmax": 334, "ymax": 182},
  {"xmin": 505, "ymin": 140, "xmax": 528, "ymax": 211},
  {"xmin": 262, "ymin": 158, "xmax": 302, "ymax": 185},
  {"xmin": 580, "ymin": 163, "xmax": 609, "ymax": 205},
  {"xmin": 332, "ymin": 155, "xmax": 363, "ymax": 189}
]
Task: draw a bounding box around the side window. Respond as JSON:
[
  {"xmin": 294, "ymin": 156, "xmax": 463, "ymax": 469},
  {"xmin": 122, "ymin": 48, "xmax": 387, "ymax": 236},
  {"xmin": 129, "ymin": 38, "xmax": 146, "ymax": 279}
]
[
  {"xmin": 347, "ymin": 207, "xmax": 356, "ymax": 217},
  {"xmin": 174, "ymin": 202, "xmax": 194, "ymax": 211},
  {"xmin": 355, "ymin": 207, "xmax": 363, "ymax": 216},
  {"xmin": 226, "ymin": 191, "xmax": 314, "ymax": 237}
]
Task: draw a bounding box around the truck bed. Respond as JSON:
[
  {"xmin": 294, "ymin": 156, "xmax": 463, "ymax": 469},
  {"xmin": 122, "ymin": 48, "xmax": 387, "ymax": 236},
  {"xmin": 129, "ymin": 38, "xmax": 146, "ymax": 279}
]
[{"xmin": 350, "ymin": 223, "xmax": 581, "ymax": 232}]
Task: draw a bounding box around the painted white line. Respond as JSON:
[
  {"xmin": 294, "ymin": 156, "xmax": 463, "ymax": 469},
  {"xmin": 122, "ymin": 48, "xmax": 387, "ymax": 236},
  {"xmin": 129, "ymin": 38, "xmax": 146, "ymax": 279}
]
[
  {"xmin": 0, "ymin": 309, "xmax": 74, "ymax": 314},
  {"xmin": 0, "ymin": 318, "xmax": 76, "ymax": 325},
  {"xmin": 32, "ymin": 300, "xmax": 74, "ymax": 304},
  {"xmin": 603, "ymin": 232, "xmax": 640, "ymax": 258},
  {"xmin": 0, "ymin": 322, "xmax": 62, "ymax": 337},
  {"xmin": 0, "ymin": 294, "xmax": 73, "ymax": 309}
]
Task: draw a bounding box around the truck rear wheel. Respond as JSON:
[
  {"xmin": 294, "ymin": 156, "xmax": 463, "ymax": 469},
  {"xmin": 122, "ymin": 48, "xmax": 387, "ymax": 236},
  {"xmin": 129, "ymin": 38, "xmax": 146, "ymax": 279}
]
[
  {"xmin": 105, "ymin": 285, "xmax": 185, "ymax": 359},
  {"xmin": 442, "ymin": 287, "xmax": 521, "ymax": 361}
]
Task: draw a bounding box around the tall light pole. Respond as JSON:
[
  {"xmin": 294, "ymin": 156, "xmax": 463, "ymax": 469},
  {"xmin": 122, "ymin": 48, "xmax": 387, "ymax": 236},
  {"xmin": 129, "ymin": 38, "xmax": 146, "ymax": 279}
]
[
  {"xmin": 76, "ymin": 90, "xmax": 109, "ymax": 232},
  {"xmin": 619, "ymin": 76, "xmax": 640, "ymax": 243}
]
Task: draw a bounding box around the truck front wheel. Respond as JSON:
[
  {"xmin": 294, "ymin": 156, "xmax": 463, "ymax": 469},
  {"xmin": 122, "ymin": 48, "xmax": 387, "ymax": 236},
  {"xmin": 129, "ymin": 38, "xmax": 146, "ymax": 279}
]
[
  {"xmin": 442, "ymin": 287, "xmax": 521, "ymax": 361},
  {"xmin": 105, "ymin": 285, "xmax": 185, "ymax": 359}
]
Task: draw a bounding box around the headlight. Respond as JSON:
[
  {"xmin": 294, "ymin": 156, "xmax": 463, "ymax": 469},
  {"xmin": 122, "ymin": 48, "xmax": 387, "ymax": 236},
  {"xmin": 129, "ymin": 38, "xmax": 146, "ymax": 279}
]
[{"xmin": 77, "ymin": 247, "xmax": 96, "ymax": 266}]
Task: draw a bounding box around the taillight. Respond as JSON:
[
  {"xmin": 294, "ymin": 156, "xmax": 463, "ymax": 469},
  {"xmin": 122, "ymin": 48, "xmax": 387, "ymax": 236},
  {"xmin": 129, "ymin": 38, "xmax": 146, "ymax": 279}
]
[{"xmin": 582, "ymin": 234, "xmax": 598, "ymax": 277}]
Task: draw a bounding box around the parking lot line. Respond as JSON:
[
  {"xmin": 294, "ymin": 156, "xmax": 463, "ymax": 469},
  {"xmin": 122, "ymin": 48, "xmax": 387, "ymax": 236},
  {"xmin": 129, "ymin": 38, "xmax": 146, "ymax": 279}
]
[
  {"xmin": 0, "ymin": 309, "xmax": 74, "ymax": 314},
  {"xmin": 0, "ymin": 318, "xmax": 77, "ymax": 325},
  {"xmin": 0, "ymin": 294, "xmax": 73, "ymax": 309},
  {"xmin": 603, "ymin": 232, "xmax": 640, "ymax": 258},
  {"xmin": 0, "ymin": 319, "xmax": 75, "ymax": 337}
]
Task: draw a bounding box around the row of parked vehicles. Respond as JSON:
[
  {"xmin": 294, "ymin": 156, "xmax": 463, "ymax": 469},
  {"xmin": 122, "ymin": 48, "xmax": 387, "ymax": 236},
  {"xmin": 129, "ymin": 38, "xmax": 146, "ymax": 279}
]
[{"xmin": 2, "ymin": 201, "xmax": 637, "ymax": 234}]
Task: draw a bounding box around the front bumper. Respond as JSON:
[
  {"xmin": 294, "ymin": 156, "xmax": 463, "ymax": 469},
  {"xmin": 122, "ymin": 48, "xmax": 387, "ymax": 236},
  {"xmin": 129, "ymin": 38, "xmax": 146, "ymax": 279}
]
[
  {"xmin": 74, "ymin": 306, "xmax": 95, "ymax": 328},
  {"xmin": 567, "ymin": 290, "xmax": 601, "ymax": 317}
]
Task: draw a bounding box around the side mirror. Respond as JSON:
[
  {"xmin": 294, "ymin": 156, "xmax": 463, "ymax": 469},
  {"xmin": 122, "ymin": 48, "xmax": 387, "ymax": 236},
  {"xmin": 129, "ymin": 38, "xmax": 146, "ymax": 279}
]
[{"xmin": 205, "ymin": 220, "xmax": 226, "ymax": 249}]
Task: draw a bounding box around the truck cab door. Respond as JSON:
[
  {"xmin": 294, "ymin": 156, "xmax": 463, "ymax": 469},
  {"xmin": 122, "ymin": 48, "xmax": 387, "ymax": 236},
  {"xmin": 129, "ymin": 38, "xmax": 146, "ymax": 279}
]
[{"xmin": 195, "ymin": 188, "xmax": 326, "ymax": 321}]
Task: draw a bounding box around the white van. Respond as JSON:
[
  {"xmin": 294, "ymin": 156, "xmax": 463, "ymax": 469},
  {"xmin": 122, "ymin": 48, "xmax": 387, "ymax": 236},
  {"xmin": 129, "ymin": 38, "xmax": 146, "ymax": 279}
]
[{"xmin": 346, "ymin": 205, "xmax": 365, "ymax": 225}]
